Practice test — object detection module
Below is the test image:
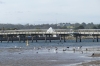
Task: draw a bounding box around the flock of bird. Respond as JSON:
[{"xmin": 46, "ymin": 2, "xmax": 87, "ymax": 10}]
[{"xmin": 31, "ymin": 45, "xmax": 85, "ymax": 54}]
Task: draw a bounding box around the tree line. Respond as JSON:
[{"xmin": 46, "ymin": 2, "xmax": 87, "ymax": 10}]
[
  {"xmin": 0, "ymin": 22, "xmax": 100, "ymax": 30},
  {"xmin": 74, "ymin": 22, "xmax": 100, "ymax": 29}
]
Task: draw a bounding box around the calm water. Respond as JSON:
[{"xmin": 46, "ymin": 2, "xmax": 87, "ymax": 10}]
[{"xmin": 0, "ymin": 38, "xmax": 100, "ymax": 48}]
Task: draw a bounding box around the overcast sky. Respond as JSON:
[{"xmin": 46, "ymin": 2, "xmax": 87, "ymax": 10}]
[{"xmin": 0, "ymin": 0, "xmax": 100, "ymax": 24}]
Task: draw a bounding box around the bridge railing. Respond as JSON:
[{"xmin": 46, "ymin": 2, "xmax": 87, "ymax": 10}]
[{"xmin": 0, "ymin": 29, "xmax": 100, "ymax": 35}]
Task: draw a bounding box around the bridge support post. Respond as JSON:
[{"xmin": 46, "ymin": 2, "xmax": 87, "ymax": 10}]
[
  {"xmin": 45, "ymin": 35, "xmax": 47, "ymax": 42},
  {"xmin": 7, "ymin": 35, "xmax": 14, "ymax": 43},
  {"xmin": 0, "ymin": 36, "xmax": 3, "ymax": 43},
  {"xmin": 19, "ymin": 35, "xmax": 21, "ymax": 43},
  {"xmin": 7, "ymin": 36, "xmax": 9, "ymax": 43},
  {"xmin": 93, "ymin": 36, "xmax": 94, "ymax": 42},
  {"xmin": 36, "ymin": 35, "xmax": 38, "ymax": 42},
  {"xmin": 11, "ymin": 36, "xmax": 13, "ymax": 43},
  {"xmin": 32, "ymin": 36, "xmax": 34, "ymax": 43},
  {"xmin": 49, "ymin": 35, "xmax": 51, "ymax": 42},
  {"xmin": 19, "ymin": 35, "xmax": 26, "ymax": 43},
  {"xmin": 64, "ymin": 35, "xmax": 66, "ymax": 42},
  {"xmin": 79, "ymin": 36, "xmax": 81, "ymax": 42},
  {"xmin": 23, "ymin": 35, "xmax": 25, "ymax": 43},
  {"xmin": 76, "ymin": 36, "xmax": 77, "ymax": 42},
  {"xmin": 60, "ymin": 35, "xmax": 62, "ymax": 42},
  {"xmin": 0, "ymin": 37, "xmax": 2, "ymax": 43},
  {"xmin": 97, "ymin": 36, "xmax": 98, "ymax": 42}
]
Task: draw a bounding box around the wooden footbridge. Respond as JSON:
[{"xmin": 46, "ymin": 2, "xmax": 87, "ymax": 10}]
[{"xmin": 0, "ymin": 29, "xmax": 100, "ymax": 43}]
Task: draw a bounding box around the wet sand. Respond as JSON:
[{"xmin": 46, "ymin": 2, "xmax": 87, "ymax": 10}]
[
  {"xmin": 77, "ymin": 53, "xmax": 100, "ymax": 66},
  {"xmin": 0, "ymin": 47, "xmax": 100, "ymax": 66},
  {"xmin": 77, "ymin": 60, "xmax": 100, "ymax": 66}
]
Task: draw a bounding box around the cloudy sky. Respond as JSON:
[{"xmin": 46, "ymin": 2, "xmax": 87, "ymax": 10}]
[{"xmin": 0, "ymin": 0, "xmax": 100, "ymax": 24}]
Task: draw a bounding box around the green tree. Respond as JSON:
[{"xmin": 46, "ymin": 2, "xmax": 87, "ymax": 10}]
[
  {"xmin": 97, "ymin": 24, "xmax": 100, "ymax": 29},
  {"xmin": 92, "ymin": 26, "xmax": 97, "ymax": 29},
  {"xmin": 76, "ymin": 25, "xmax": 84, "ymax": 29}
]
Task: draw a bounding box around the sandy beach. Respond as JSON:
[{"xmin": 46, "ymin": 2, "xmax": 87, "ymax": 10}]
[{"xmin": 0, "ymin": 46, "xmax": 100, "ymax": 66}]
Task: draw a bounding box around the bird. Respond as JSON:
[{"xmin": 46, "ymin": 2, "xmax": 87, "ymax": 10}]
[{"xmin": 63, "ymin": 49, "xmax": 66, "ymax": 51}]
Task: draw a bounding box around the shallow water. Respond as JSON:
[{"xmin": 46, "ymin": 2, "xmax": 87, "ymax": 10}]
[
  {"xmin": 0, "ymin": 47, "xmax": 95, "ymax": 66},
  {"xmin": 0, "ymin": 39, "xmax": 100, "ymax": 48},
  {"xmin": 0, "ymin": 39, "xmax": 100, "ymax": 66}
]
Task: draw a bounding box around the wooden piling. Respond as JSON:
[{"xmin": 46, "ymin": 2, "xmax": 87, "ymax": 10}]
[
  {"xmin": 64, "ymin": 35, "xmax": 66, "ymax": 42},
  {"xmin": 76, "ymin": 36, "xmax": 77, "ymax": 42},
  {"xmin": 49, "ymin": 35, "xmax": 51, "ymax": 42},
  {"xmin": 97, "ymin": 36, "xmax": 98, "ymax": 42},
  {"xmin": 32, "ymin": 36, "xmax": 34, "ymax": 43},
  {"xmin": 60, "ymin": 35, "xmax": 62, "ymax": 42},
  {"xmin": 80, "ymin": 36, "xmax": 81, "ymax": 42},
  {"xmin": 45, "ymin": 35, "xmax": 47, "ymax": 42}
]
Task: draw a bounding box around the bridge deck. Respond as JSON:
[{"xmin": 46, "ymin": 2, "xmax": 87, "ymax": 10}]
[{"xmin": 0, "ymin": 29, "xmax": 100, "ymax": 35}]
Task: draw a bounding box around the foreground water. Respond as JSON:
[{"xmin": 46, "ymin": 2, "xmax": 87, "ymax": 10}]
[
  {"xmin": 0, "ymin": 39, "xmax": 100, "ymax": 66},
  {"xmin": 0, "ymin": 39, "xmax": 100, "ymax": 48}
]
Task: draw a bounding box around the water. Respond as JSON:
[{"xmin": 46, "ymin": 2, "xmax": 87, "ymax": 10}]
[
  {"xmin": 0, "ymin": 39, "xmax": 100, "ymax": 66},
  {"xmin": 0, "ymin": 39, "xmax": 100, "ymax": 48}
]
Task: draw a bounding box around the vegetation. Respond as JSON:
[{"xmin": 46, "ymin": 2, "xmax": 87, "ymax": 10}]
[{"xmin": 0, "ymin": 22, "xmax": 99, "ymax": 30}]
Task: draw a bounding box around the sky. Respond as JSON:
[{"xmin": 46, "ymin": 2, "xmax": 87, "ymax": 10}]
[{"xmin": 0, "ymin": 0, "xmax": 100, "ymax": 24}]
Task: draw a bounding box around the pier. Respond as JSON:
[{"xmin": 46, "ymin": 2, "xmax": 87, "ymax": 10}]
[{"xmin": 0, "ymin": 29, "xmax": 100, "ymax": 43}]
